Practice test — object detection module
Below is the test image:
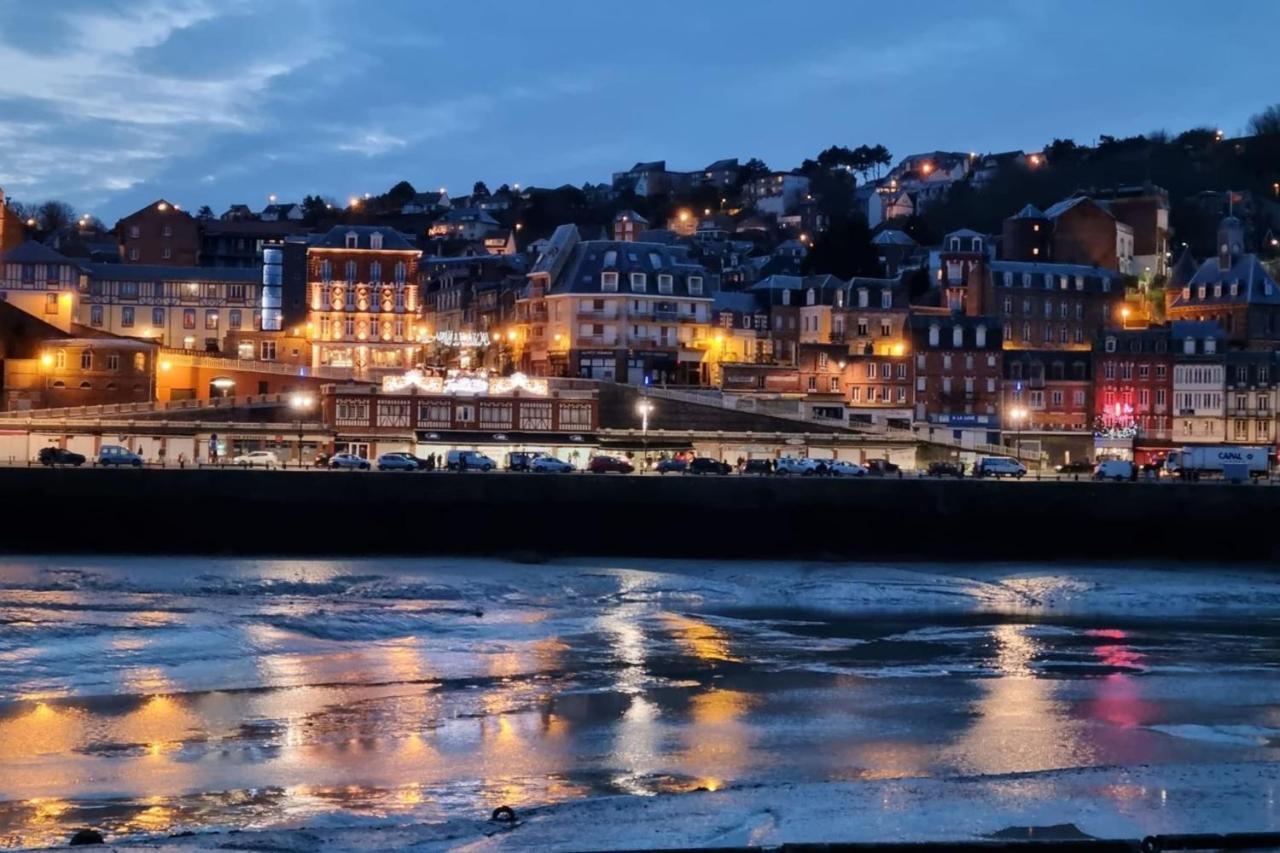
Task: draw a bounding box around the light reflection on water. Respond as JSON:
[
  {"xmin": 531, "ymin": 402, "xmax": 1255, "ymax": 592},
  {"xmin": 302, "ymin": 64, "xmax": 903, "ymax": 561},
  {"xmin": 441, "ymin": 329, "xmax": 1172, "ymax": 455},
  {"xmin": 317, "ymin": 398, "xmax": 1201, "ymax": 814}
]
[{"xmin": 1, "ymin": 558, "xmax": 1279, "ymax": 848}]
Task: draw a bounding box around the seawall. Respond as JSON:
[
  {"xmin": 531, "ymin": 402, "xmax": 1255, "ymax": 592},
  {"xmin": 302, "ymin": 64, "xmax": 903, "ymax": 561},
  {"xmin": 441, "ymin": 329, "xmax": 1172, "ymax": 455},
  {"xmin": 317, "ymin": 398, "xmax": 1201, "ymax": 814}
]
[{"xmin": 1, "ymin": 467, "xmax": 1273, "ymax": 562}]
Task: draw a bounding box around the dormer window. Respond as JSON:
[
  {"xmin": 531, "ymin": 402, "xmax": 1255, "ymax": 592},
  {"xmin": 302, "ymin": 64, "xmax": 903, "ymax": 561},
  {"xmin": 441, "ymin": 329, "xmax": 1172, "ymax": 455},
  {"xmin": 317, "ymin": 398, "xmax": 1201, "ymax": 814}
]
[
  {"xmin": 880, "ymin": 290, "xmax": 892, "ymax": 309},
  {"xmin": 344, "ymin": 231, "xmax": 358, "ymax": 249},
  {"xmin": 782, "ymin": 289, "xmax": 791, "ymax": 306},
  {"xmin": 1182, "ymin": 286, "xmax": 1191, "ymax": 301},
  {"xmin": 603, "ymin": 250, "xmax": 617, "ymax": 267},
  {"xmin": 928, "ymin": 325, "xmax": 940, "ymax": 347},
  {"xmin": 601, "ymin": 272, "xmax": 618, "ymax": 291},
  {"xmin": 1105, "ymin": 336, "xmax": 1116, "ymax": 352},
  {"xmin": 1205, "ymin": 338, "xmax": 1217, "ymax": 354},
  {"xmin": 1213, "ymin": 284, "xmax": 1222, "ymax": 298},
  {"xmin": 630, "ymin": 272, "xmax": 646, "ymax": 292},
  {"xmin": 1198, "ymin": 286, "xmax": 1207, "ymax": 299},
  {"xmin": 1184, "ymin": 337, "xmax": 1195, "ymax": 355},
  {"xmin": 370, "ymin": 232, "xmax": 383, "ymax": 250},
  {"xmin": 1230, "ymin": 282, "xmax": 1239, "ymax": 297},
  {"xmin": 1044, "ymin": 274, "xmax": 1053, "ymax": 289},
  {"xmin": 858, "ymin": 288, "xmax": 868, "ymax": 308},
  {"xmin": 975, "ymin": 326, "xmax": 986, "ymax": 347},
  {"xmin": 952, "ymin": 326, "xmax": 963, "ymax": 347},
  {"xmin": 688, "ymin": 276, "xmax": 703, "ymax": 295},
  {"xmin": 1022, "ymin": 273, "xmax": 1032, "ymax": 288},
  {"xmin": 835, "ymin": 290, "xmax": 844, "ymax": 308},
  {"xmin": 949, "ymin": 238, "xmax": 959, "ymax": 251},
  {"xmin": 806, "ymin": 288, "xmax": 816, "ymax": 306},
  {"xmin": 1003, "ymin": 272, "xmax": 1013, "ymax": 287},
  {"xmin": 658, "ymin": 274, "xmax": 673, "ymax": 294}
]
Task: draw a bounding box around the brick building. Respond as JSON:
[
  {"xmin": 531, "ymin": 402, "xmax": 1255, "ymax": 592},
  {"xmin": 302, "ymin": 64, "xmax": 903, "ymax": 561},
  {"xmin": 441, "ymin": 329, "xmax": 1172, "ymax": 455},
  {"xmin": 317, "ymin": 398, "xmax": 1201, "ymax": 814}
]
[
  {"xmin": 1092, "ymin": 327, "xmax": 1174, "ymax": 463},
  {"xmin": 306, "ymin": 226, "xmax": 423, "ymax": 379},
  {"xmin": 0, "ymin": 187, "xmax": 25, "ymax": 252},
  {"xmin": 971, "ymin": 259, "xmax": 1126, "ymax": 351},
  {"xmin": 1166, "ymin": 216, "xmax": 1280, "ymax": 348},
  {"xmin": 116, "ymin": 200, "xmax": 199, "ymax": 266},
  {"xmin": 5, "ymin": 336, "xmax": 156, "ymax": 410},
  {"xmin": 1002, "ymin": 197, "xmax": 1132, "ymax": 272},
  {"xmin": 1003, "ymin": 349, "xmax": 1094, "ymax": 465},
  {"xmin": 909, "ymin": 312, "xmax": 1003, "ymax": 446}
]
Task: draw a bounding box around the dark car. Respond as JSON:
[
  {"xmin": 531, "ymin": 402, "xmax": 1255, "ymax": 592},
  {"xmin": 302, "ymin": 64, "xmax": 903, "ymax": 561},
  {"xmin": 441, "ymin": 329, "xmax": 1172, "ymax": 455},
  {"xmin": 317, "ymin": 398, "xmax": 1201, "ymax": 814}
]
[
  {"xmin": 927, "ymin": 460, "xmax": 964, "ymax": 478},
  {"xmin": 1056, "ymin": 459, "xmax": 1094, "ymax": 475},
  {"xmin": 38, "ymin": 447, "xmax": 86, "ymax": 467},
  {"xmin": 866, "ymin": 459, "xmax": 900, "ymax": 477},
  {"xmin": 588, "ymin": 455, "xmax": 634, "ymax": 474},
  {"xmin": 655, "ymin": 458, "xmax": 688, "ymax": 474},
  {"xmin": 742, "ymin": 459, "xmax": 773, "ymax": 475},
  {"xmin": 506, "ymin": 451, "xmax": 542, "ymax": 472},
  {"xmin": 688, "ymin": 457, "xmax": 731, "ymax": 475}
]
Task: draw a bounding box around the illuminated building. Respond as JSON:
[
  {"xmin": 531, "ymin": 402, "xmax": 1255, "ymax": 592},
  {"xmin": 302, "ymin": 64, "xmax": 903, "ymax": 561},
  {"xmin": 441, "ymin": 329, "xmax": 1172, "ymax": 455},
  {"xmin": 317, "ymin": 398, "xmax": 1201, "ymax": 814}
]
[
  {"xmin": 1093, "ymin": 327, "xmax": 1173, "ymax": 463},
  {"xmin": 0, "ymin": 242, "xmax": 81, "ymax": 333},
  {"xmin": 1002, "ymin": 197, "xmax": 1134, "ymax": 273},
  {"xmin": 306, "ymin": 226, "xmax": 421, "ymax": 379},
  {"xmin": 1171, "ymin": 321, "xmax": 1226, "ymax": 445},
  {"xmin": 114, "ymin": 199, "xmax": 199, "ymax": 266},
  {"xmin": 910, "ymin": 313, "xmax": 1005, "ymax": 450},
  {"xmin": 516, "ymin": 225, "xmax": 715, "ymax": 384}
]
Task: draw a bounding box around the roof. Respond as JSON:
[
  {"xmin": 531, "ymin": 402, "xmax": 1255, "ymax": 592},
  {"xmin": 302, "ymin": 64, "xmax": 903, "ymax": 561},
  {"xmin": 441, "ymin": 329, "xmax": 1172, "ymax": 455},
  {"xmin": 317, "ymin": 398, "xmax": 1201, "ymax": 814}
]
[
  {"xmin": 630, "ymin": 160, "xmax": 665, "ymax": 173},
  {"xmin": 1042, "ymin": 196, "xmax": 1110, "ymax": 220},
  {"xmin": 713, "ymin": 290, "xmax": 763, "ymax": 314},
  {"xmin": 1168, "ymin": 247, "xmax": 1198, "ymax": 288},
  {"xmin": 1012, "ymin": 204, "xmax": 1044, "ymax": 219},
  {"xmin": 0, "ymin": 241, "xmax": 74, "ymax": 264},
  {"xmin": 705, "ymin": 158, "xmax": 739, "ymax": 172},
  {"xmin": 540, "ymin": 238, "xmax": 713, "ymax": 298},
  {"xmin": 988, "ymin": 259, "xmax": 1125, "ymax": 283},
  {"xmin": 1171, "ymin": 320, "xmax": 1224, "ymax": 339},
  {"xmin": 441, "ymin": 207, "xmax": 500, "ymax": 225},
  {"xmin": 871, "ymin": 229, "xmax": 917, "ymax": 247},
  {"xmin": 613, "ymin": 209, "xmax": 649, "ymax": 225},
  {"xmin": 1173, "ymin": 254, "xmax": 1280, "ymax": 306},
  {"xmin": 82, "ymin": 262, "xmax": 259, "ymax": 282},
  {"xmin": 311, "ymin": 225, "xmax": 417, "ymax": 251},
  {"xmin": 944, "ymin": 228, "xmax": 986, "ymax": 240},
  {"xmin": 750, "ymin": 274, "xmax": 805, "ymax": 292}
]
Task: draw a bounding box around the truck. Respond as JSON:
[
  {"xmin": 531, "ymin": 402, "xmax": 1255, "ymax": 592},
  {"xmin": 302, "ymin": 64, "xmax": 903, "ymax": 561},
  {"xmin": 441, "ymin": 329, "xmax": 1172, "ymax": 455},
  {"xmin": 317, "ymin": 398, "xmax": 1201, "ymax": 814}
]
[{"xmin": 1164, "ymin": 446, "xmax": 1271, "ymax": 478}]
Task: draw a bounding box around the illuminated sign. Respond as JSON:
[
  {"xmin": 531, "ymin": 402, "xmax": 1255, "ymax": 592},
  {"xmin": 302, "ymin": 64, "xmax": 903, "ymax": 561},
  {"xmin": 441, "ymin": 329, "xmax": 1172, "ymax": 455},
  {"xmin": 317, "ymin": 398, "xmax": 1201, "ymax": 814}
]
[
  {"xmin": 381, "ymin": 369, "xmax": 548, "ymax": 397},
  {"xmin": 434, "ymin": 331, "xmax": 491, "ymax": 347}
]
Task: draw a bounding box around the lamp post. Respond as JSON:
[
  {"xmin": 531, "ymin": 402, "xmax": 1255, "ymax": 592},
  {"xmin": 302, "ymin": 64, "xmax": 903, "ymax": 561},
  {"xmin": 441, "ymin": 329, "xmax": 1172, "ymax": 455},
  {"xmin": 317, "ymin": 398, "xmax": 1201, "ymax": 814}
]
[
  {"xmin": 1120, "ymin": 305, "xmax": 1131, "ymax": 329},
  {"xmin": 1009, "ymin": 405, "xmax": 1028, "ymax": 461},
  {"xmin": 290, "ymin": 392, "xmax": 314, "ymax": 468},
  {"xmin": 636, "ymin": 399, "xmax": 654, "ymax": 473}
]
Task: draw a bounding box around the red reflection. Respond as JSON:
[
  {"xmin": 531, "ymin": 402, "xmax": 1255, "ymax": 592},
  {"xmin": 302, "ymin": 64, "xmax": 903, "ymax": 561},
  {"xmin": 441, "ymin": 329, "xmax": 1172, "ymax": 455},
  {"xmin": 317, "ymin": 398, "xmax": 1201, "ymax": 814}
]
[{"xmin": 1084, "ymin": 629, "xmax": 1154, "ymax": 730}]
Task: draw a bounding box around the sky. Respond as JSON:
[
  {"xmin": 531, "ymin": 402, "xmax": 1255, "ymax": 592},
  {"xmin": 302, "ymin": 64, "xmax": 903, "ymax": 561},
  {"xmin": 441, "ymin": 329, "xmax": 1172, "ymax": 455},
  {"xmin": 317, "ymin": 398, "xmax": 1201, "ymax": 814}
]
[{"xmin": 1, "ymin": 0, "xmax": 1277, "ymax": 222}]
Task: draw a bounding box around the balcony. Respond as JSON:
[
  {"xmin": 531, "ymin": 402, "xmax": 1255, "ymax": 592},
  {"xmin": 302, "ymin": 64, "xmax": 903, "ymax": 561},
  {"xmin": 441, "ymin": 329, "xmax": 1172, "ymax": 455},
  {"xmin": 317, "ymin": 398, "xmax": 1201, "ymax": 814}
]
[{"xmin": 577, "ymin": 309, "xmax": 618, "ymax": 320}]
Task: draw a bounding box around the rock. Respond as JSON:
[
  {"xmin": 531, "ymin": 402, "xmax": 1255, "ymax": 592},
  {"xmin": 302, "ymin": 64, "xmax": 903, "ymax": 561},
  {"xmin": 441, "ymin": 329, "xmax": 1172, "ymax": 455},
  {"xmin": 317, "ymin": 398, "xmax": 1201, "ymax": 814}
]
[{"xmin": 68, "ymin": 828, "xmax": 104, "ymax": 846}]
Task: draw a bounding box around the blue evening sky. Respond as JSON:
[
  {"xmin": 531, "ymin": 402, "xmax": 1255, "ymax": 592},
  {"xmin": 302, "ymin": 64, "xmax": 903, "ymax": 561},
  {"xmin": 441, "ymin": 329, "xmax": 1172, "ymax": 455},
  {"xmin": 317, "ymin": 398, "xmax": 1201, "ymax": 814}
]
[{"xmin": 1, "ymin": 0, "xmax": 1276, "ymax": 222}]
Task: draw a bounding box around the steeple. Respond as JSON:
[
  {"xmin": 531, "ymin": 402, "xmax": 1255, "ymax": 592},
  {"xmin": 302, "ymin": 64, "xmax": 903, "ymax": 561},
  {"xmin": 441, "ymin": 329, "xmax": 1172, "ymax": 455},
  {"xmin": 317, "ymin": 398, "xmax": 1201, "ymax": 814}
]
[{"xmin": 1217, "ymin": 214, "xmax": 1244, "ymax": 272}]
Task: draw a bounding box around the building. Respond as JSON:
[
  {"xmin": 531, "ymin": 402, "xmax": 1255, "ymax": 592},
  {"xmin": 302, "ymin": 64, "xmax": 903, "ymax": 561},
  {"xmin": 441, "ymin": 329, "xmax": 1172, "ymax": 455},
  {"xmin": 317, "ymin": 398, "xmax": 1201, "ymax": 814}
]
[
  {"xmin": 0, "ymin": 187, "xmax": 25, "ymax": 252},
  {"xmin": 1092, "ymin": 327, "xmax": 1173, "ymax": 462},
  {"xmin": 610, "ymin": 161, "xmax": 695, "ymax": 198},
  {"xmin": 909, "ymin": 313, "xmax": 1003, "ymax": 447},
  {"xmin": 306, "ymin": 226, "xmax": 423, "ymax": 379},
  {"xmin": 516, "ymin": 225, "xmax": 715, "ymax": 384},
  {"xmin": 322, "ymin": 372, "xmax": 597, "ymax": 463},
  {"xmin": 260, "ymin": 203, "xmax": 302, "ymax": 222},
  {"xmin": 973, "ymin": 259, "xmax": 1126, "ymax": 351},
  {"xmin": 1223, "ymin": 350, "xmax": 1277, "ymax": 446},
  {"xmin": 4, "ymin": 335, "xmax": 156, "ymax": 410},
  {"xmin": 115, "ymin": 200, "xmax": 199, "ymax": 266},
  {"xmin": 0, "ymin": 242, "xmax": 81, "ymax": 333},
  {"xmin": 870, "ymin": 229, "xmax": 919, "ymax": 276},
  {"xmin": 428, "ymin": 207, "xmax": 502, "ymax": 242},
  {"xmin": 745, "ymin": 172, "xmax": 811, "ymax": 215},
  {"xmin": 1166, "ymin": 216, "xmax": 1280, "ymax": 347},
  {"xmin": 80, "ymin": 263, "xmax": 261, "ymax": 352},
  {"xmin": 936, "ymin": 229, "xmax": 990, "ymax": 311},
  {"xmin": 1003, "ymin": 349, "xmax": 1094, "ymax": 465},
  {"xmin": 1171, "ymin": 321, "xmax": 1225, "ymax": 445},
  {"xmin": 199, "ymin": 219, "xmax": 307, "ymax": 269},
  {"xmin": 612, "ymin": 211, "xmax": 649, "ymax": 242},
  {"xmin": 1089, "ymin": 185, "xmax": 1171, "ymax": 281},
  {"xmin": 701, "ymin": 158, "xmax": 740, "ymax": 189},
  {"xmin": 1001, "ymin": 197, "xmax": 1132, "ymax": 272}
]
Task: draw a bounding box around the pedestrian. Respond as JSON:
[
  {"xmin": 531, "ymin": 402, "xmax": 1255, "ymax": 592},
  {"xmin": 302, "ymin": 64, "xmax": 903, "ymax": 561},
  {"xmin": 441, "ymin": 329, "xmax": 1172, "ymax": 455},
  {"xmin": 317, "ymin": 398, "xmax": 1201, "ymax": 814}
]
[
  {"xmin": 736, "ymin": 455, "xmax": 745, "ymax": 472},
  {"xmin": 426, "ymin": 453, "xmax": 436, "ymax": 472}
]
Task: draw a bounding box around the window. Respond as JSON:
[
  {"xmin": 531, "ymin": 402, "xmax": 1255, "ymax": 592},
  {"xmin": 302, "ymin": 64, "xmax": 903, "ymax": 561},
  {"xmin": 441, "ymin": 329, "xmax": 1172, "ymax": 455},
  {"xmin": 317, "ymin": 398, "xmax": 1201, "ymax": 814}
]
[
  {"xmin": 850, "ymin": 386, "xmax": 861, "ymax": 402},
  {"xmin": 1030, "ymin": 390, "xmax": 1045, "ymax": 409},
  {"xmin": 182, "ymin": 308, "xmax": 196, "ymax": 330},
  {"xmin": 782, "ymin": 289, "xmax": 791, "ymax": 306},
  {"xmin": 688, "ymin": 276, "xmax": 703, "ymax": 295},
  {"xmin": 44, "ymin": 293, "xmax": 59, "ymax": 314},
  {"xmin": 118, "ymin": 306, "xmax": 136, "ymax": 328},
  {"xmin": 865, "ymin": 362, "xmax": 877, "ymax": 379},
  {"xmin": 1139, "ymin": 364, "xmax": 1149, "ymax": 379},
  {"xmin": 829, "ymin": 376, "xmax": 840, "ymax": 392},
  {"xmin": 1156, "ymin": 388, "xmax": 1166, "ymax": 406},
  {"xmin": 880, "ymin": 290, "xmax": 892, "ymax": 309},
  {"xmin": 229, "ymin": 309, "xmax": 242, "ymax": 330},
  {"xmin": 818, "ymin": 352, "xmax": 828, "ymax": 369},
  {"xmin": 601, "ymin": 272, "xmax": 618, "ymax": 291},
  {"xmin": 105, "ymin": 353, "xmax": 120, "ymax": 371},
  {"xmin": 657, "ymin": 274, "xmax": 673, "ymax": 294},
  {"xmin": 630, "ymin": 273, "xmax": 647, "ymax": 292},
  {"xmin": 205, "ymin": 310, "xmax": 219, "ymax": 330},
  {"xmin": 128, "ymin": 248, "xmax": 140, "ymax": 261},
  {"xmin": 370, "ymin": 232, "xmax": 383, "ymax": 250},
  {"xmin": 1051, "ymin": 390, "xmax": 1063, "ymax": 407},
  {"xmin": 89, "ymin": 305, "xmax": 103, "ymax": 326},
  {"xmin": 79, "ymin": 351, "xmax": 90, "ymax": 369},
  {"xmin": 952, "ymin": 326, "xmax": 963, "ymax": 347}
]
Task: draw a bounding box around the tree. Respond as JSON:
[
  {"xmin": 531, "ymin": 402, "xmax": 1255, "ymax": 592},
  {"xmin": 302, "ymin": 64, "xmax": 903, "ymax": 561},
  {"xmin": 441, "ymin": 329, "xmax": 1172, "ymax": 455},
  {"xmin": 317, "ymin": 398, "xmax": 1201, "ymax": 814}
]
[
  {"xmin": 37, "ymin": 200, "xmax": 75, "ymax": 233},
  {"xmin": 301, "ymin": 194, "xmax": 332, "ymax": 226},
  {"xmin": 196, "ymin": 205, "xmax": 215, "ymax": 219},
  {"xmin": 739, "ymin": 158, "xmax": 770, "ymax": 183},
  {"xmin": 384, "ymin": 180, "xmax": 417, "ymax": 208},
  {"xmin": 1248, "ymin": 103, "xmax": 1280, "ymax": 137},
  {"xmin": 801, "ymin": 214, "xmax": 881, "ymax": 278},
  {"xmin": 1044, "ymin": 138, "xmax": 1079, "ymax": 164},
  {"xmin": 472, "ymin": 180, "xmax": 491, "ymax": 198}
]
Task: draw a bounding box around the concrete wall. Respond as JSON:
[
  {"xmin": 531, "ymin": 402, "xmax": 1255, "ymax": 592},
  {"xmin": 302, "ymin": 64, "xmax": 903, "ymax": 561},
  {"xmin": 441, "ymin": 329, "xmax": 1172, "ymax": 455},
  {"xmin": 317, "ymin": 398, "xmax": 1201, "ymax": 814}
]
[{"xmin": 1, "ymin": 468, "xmax": 1277, "ymax": 562}]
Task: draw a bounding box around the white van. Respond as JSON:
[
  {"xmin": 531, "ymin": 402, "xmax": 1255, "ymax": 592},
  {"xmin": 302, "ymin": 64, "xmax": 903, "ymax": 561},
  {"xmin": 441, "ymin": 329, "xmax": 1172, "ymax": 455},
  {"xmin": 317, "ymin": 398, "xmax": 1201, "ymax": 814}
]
[
  {"xmin": 446, "ymin": 450, "xmax": 496, "ymax": 472},
  {"xmin": 1094, "ymin": 459, "xmax": 1134, "ymax": 481},
  {"xmin": 975, "ymin": 456, "xmax": 1027, "ymax": 479}
]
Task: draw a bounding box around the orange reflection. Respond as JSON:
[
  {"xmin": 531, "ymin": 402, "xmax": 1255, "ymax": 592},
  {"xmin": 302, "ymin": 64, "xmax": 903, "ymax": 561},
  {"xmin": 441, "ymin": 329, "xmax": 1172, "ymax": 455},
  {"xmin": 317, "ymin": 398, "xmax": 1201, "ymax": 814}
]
[
  {"xmin": 664, "ymin": 614, "xmax": 737, "ymax": 663},
  {"xmin": 0, "ymin": 703, "xmax": 87, "ymax": 761}
]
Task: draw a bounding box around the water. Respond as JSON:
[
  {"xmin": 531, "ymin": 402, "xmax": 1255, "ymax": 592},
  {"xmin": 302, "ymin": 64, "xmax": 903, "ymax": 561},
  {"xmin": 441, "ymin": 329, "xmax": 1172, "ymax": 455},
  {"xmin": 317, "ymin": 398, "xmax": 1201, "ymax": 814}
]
[{"xmin": 1, "ymin": 558, "xmax": 1279, "ymax": 848}]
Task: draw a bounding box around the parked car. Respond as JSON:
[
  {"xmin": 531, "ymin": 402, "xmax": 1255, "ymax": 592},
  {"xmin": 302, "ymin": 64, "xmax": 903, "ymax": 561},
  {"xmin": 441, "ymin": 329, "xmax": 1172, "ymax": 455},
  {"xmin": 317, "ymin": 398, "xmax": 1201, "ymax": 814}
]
[
  {"xmin": 377, "ymin": 452, "xmax": 420, "ymax": 471},
  {"xmin": 975, "ymin": 456, "xmax": 1026, "ymax": 479},
  {"xmin": 447, "ymin": 450, "xmax": 496, "ymax": 471},
  {"xmin": 1056, "ymin": 459, "xmax": 1094, "ymax": 476},
  {"xmin": 232, "ymin": 450, "xmax": 279, "ymax": 469},
  {"xmin": 397, "ymin": 453, "xmax": 431, "ymax": 470},
  {"xmin": 98, "ymin": 445, "xmax": 142, "ymax": 467},
  {"xmin": 38, "ymin": 447, "xmax": 86, "ymax": 467},
  {"xmin": 530, "ymin": 455, "xmax": 574, "ymax": 473},
  {"xmin": 775, "ymin": 457, "xmax": 820, "ymax": 475},
  {"xmin": 1094, "ymin": 459, "xmax": 1134, "ymax": 481},
  {"xmin": 505, "ymin": 451, "xmax": 543, "ymax": 472},
  {"xmin": 688, "ymin": 457, "xmax": 731, "ymax": 475},
  {"xmin": 741, "ymin": 459, "xmax": 774, "ymax": 475},
  {"xmin": 588, "ymin": 455, "xmax": 634, "ymax": 474},
  {"xmin": 329, "ymin": 452, "xmax": 370, "ymax": 470},
  {"xmin": 865, "ymin": 459, "xmax": 901, "ymax": 477},
  {"xmin": 927, "ymin": 461, "xmax": 964, "ymax": 478},
  {"xmin": 655, "ymin": 458, "xmax": 688, "ymax": 474},
  {"xmin": 828, "ymin": 460, "xmax": 868, "ymax": 477}
]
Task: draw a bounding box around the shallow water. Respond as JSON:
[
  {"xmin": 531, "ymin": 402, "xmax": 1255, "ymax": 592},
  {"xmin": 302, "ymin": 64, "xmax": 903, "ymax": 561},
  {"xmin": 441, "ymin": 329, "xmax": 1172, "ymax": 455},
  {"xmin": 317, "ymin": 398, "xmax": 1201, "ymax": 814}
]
[{"xmin": 1, "ymin": 557, "xmax": 1279, "ymax": 848}]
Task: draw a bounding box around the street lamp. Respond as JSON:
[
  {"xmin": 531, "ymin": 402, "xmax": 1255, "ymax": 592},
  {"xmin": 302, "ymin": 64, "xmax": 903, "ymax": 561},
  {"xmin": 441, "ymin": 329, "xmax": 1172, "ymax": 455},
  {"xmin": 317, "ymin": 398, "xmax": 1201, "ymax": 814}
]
[
  {"xmin": 1120, "ymin": 305, "xmax": 1131, "ymax": 329},
  {"xmin": 1009, "ymin": 405, "xmax": 1028, "ymax": 461},
  {"xmin": 290, "ymin": 392, "xmax": 315, "ymax": 468},
  {"xmin": 636, "ymin": 399, "xmax": 654, "ymax": 473}
]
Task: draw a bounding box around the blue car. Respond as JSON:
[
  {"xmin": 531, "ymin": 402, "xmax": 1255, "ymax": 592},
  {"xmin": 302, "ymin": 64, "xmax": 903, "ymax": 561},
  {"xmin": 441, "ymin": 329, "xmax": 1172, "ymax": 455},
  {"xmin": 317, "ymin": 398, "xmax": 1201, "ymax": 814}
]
[
  {"xmin": 377, "ymin": 452, "xmax": 419, "ymax": 471},
  {"xmin": 98, "ymin": 445, "xmax": 143, "ymax": 467}
]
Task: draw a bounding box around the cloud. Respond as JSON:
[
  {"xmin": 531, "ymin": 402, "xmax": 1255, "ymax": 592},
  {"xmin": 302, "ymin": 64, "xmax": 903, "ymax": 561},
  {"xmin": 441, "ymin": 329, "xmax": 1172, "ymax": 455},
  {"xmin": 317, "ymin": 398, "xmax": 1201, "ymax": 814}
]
[{"xmin": 337, "ymin": 132, "xmax": 410, "ymax": 157}]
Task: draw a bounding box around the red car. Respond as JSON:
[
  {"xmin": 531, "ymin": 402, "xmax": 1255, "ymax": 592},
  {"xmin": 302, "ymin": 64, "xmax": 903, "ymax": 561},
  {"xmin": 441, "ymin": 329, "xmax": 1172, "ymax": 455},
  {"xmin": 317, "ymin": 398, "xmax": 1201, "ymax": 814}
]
[{"xmin": 588, "ymin": 455, "xmax": 635, "ymax": 474}]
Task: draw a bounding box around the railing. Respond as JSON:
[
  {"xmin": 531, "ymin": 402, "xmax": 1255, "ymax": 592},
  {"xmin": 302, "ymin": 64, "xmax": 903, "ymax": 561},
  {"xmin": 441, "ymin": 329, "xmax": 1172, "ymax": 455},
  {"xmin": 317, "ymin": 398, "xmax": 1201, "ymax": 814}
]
[
  {"xmin": 0, "ymin": 392, "xmax": 310, "ymax": 421},
  {"xmin": 577, "ymin": 310, "xmax": 619, "ymax": 321},
  {"xmin": 160, "ymin": 349, "xmax": 352, "ymax": 380}
]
